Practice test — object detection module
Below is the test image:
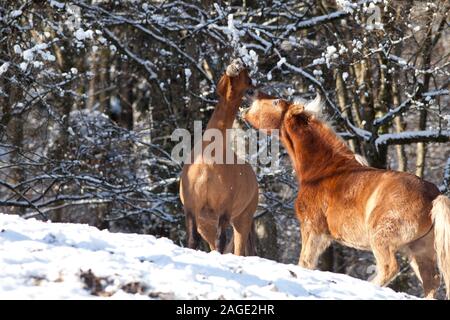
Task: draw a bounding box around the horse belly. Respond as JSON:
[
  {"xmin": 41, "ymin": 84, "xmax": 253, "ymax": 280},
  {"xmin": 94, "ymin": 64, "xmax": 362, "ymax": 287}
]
[{"xmin": 328, "ymin": 212, "xmax": 371, "ymax": 250}]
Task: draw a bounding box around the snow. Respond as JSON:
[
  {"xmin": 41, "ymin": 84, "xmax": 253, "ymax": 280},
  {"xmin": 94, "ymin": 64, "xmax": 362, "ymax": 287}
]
[
  {"xmin": 224, "ymin": 13, "xmax": 258, "ymax": 74},
  {"xmin": 0, "ymin": 213, "xmax": 415, "ymax": 300},
  {"xmin": 338, "ymin": 44, "xmax": 348, "ymax": 54},
  {"xmin": 10, "ymin": 10, "xmax": 22, "ymax": 18},
  {"xmin": 21, "ymin": 43, "xmax": 54, "ymax": 63},
  {"xmin": 227, "ymin": 14, "xmax": 241, "ymax": 45},
  {"xmin": 342, "ymin": 72, "xmax": 349, "ymax": 81},
  {"xmin": 422, "ymin": 89, "xmax": 449, "ymax": 97},
  {"xmin": 277, "ymin": 57, "xmax": 286, "ymax": 68},
  {"xmin": 353, "ymin": 40, "xmax": 363, "ymax": 50},
  {"xmin": 0, "ymin": 62, "xmax": 10, "ymax": 75},
  {"xmin": 184, "ymin": 68, "xmax": 191, "ymax": 84},
  {"xmin": 109, "ymin": 96, "xmax": 121, "ymax": 115},
  {"xmin": 326, "ymin": 46, "xmax": 337, "ymax": 55},
  {"xmin": 41, "ymin": 51, "xmax": 56, "ymax": 62},
  {"xmin": 19, "ymin": 62, "xmax": 28, "ymax": 72},
  {"xmin": 239, "ymin": 48, "xmax": 258, "ymax": 74},
  {"xmin": 389, "ymin": 54, "xmax": 407, "ymax": 66},
  {"xmin": 74, "ymin": 28, "xmax": 94, "ymax": 41},
  {"xmin": 22, "ymin": 49, "xmax": 35, "ymax": 61},
  {"xmin": 50, "ymin": 0, "xmax": 65, "ymax": 9},
  {"xmin": 336, "ymin": 0, "xmax": 358, "ymax": 13},
  {"xmin": 313, "ymin": 57, "xmax": 325, "ymax": 65},
  {"xmin": 323, "ymin": 46, "xmax": 338, "ymax": 67},
  {"xmin": 376, "ymin": 130, "xmax": 450, "ymax": 147},
  {"xmin": 13, "ymin": 44, "xmax": 22, "ymax": 55},
  {"xmin": 313, "ymin": 69, "xmax": 323, "ymax": 77}
]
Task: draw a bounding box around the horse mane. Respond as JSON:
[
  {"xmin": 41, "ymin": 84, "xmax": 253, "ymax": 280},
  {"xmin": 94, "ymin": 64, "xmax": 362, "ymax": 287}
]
[
  {"xmin": 283, "ymin": 111, "xmax": 362, "ymax": 182},
  {"xmin": 309, "ymin": 115, "xmax": 356, "ymax": 161}
]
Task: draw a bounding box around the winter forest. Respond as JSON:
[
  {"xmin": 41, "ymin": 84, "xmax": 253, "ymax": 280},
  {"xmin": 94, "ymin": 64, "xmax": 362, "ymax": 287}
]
[{"xmin": 0, "ymin": 0, "xmax": 449, "ymax": 299}]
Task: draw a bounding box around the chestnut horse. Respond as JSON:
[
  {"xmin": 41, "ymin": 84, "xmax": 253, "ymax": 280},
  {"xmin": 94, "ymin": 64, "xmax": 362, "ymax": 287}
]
[
  {"xmin": 243, "ymin": 91, "xmax": 450, "ymax": 298},
  {"xmin": 179, "ymin": 59, "xmax": 257, "ymax": 256}
]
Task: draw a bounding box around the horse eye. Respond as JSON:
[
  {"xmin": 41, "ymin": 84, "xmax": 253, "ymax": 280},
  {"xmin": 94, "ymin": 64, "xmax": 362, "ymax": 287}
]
[{"xmin": 272, "ymin": 100, "xmax": 279, "ymax": 106}]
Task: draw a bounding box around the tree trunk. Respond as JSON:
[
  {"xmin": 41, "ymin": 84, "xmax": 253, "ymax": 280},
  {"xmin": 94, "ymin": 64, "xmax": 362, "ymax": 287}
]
[
  {"xmin": 334, "ymin": 69, "xmax": 358, "ymax": 153},
  {"xmin": 415, "ymin": 7, "xmax": 447, "ymax": 177},
  {"xmin": 392, "ymin": 78, "xmax": 408, "ymax": 172}
]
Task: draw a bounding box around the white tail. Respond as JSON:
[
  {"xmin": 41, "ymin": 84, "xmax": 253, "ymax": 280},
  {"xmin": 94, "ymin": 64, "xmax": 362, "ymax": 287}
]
[{"xmin": 431, "ymin": 195, "xmax": 450, "ymax": 299}]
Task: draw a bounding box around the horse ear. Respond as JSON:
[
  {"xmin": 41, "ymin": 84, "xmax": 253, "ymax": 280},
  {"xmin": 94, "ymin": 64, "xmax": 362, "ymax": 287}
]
[
  {"xmin": 217, "ymin": 75, "xmax": 231, "ymax": 98},
  {"xmin": 287, "ymin": 103, "xmax": 309, "ymax": 125},
  {"xmin": 304, "ymin": 93, "xmax": 324, "ymax": 115},
  {"xmin": 297, "ymin": 113, "xmax": 310, "ymax": 125},
  {"xmin": 289, "ymin": 103, "xmax": 305, "ymax": 116},
  {"xmin": 287, "ymin": 107, "xmax": 309, "ymax": 126}
]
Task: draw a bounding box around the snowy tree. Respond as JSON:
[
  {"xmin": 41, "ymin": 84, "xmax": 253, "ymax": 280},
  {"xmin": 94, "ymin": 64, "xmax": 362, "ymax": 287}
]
[{"xmin": 0, "ymin": 0, "xmax": 448, "ymax": 298}]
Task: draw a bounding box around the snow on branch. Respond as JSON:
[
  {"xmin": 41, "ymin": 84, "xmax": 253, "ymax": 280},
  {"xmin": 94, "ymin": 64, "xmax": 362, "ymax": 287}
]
[
  {"xmin": 103, "ymin": 29, "xmax": 157, "ymax": 79},
  {"xmin": 281, "ymin": 60, "xmax": 372, "ymax": 141},
  {"xmin": 376, "ymin": 130, "xmax": 450, "ymax": 147},
  {"xmin": 373, "ymin": 87, "xmax": 420, "ymax": 128},
  {"xmin": 0, "ymin": 180, "xmax": 48, "ymax": 220},
  {"xmin": 74, "ymin": 0, "xmax": 214, "ymax": 85},
  {"xmin": 422, "ymin": 89, "xmax": 449, "ymax": 97},
  {"xmin": 373, "ymin": 87, "xmax": 448, "ymax": 129},
  {"xmin": 291, "ymin": 9, "xmax": 350, "ymax": 29}
]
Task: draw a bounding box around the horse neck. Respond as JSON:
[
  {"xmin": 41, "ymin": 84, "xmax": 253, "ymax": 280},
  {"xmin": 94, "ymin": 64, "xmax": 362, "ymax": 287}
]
[
  {"xmin": 206, "ymin": 97, "xmax": 241, "ymax": 132},
  {"xmin": 283, "ymin": 119, "xmax": 358, "ymax": 183},
  {"xmin": 198, "ymin": 96, "xmax": 242, "ymax": 157}
]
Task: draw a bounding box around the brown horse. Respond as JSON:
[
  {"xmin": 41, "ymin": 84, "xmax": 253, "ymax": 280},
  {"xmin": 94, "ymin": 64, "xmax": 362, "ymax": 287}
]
[
  {"xmin": 179, "ymin": 59, "xmax": 258, "ymax": 256},
  {"xmin": 243, "ymin": 91, "xmax": 450, "ymax": 298}
]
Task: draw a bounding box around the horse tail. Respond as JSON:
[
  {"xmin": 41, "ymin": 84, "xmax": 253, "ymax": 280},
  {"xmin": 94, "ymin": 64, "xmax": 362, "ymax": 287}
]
[{"xmin": 431, "ymin": 195, "xmax": 450, "ymax": 299}]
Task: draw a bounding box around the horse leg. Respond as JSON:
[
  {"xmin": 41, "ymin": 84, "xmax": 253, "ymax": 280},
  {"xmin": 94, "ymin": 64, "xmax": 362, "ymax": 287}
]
[
  {"xmin": 231, "ymin": 212, "xmax": 254, "ymax": 256},
  {"xmin": 407, "ymin": 230, "xmax": 440, "ymax": 299},
  {"xmin": 245, "ymin": 220, "xmax": 257, "ymax": 256},
  {"xmin": 196, "ymin": 216, "xmax": 219, "ymax": 252},
  {"xmin": 185, "ymin": 210, "xmax": 200, "ymax": 249},
  {"xmin": 230, "ymin": 193, "xmax": 257, "ymax": 256},
  {"xmin": 215, "ymin": 215, "xmax": 229, "ymax": 254},
  {"xmin": 197, "ymin": 225, "xmax": 218, "ymax": 251},
  {"xmin": 244, "ymin": 194, "xmax": 258, "ymax": 256},
  {"xmin": 298, "ymin": 225, "xmax": 331, "ymax": 269},
  {"xmin": 370, "ymin": 241, "xmax": 398, "ymax": 287}
]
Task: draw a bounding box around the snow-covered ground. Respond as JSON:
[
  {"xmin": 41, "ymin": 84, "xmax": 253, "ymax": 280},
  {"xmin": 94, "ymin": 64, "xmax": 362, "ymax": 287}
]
[{"xmin": 0, "ymin": 213, "xmax": 415, "ymax": 300}]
